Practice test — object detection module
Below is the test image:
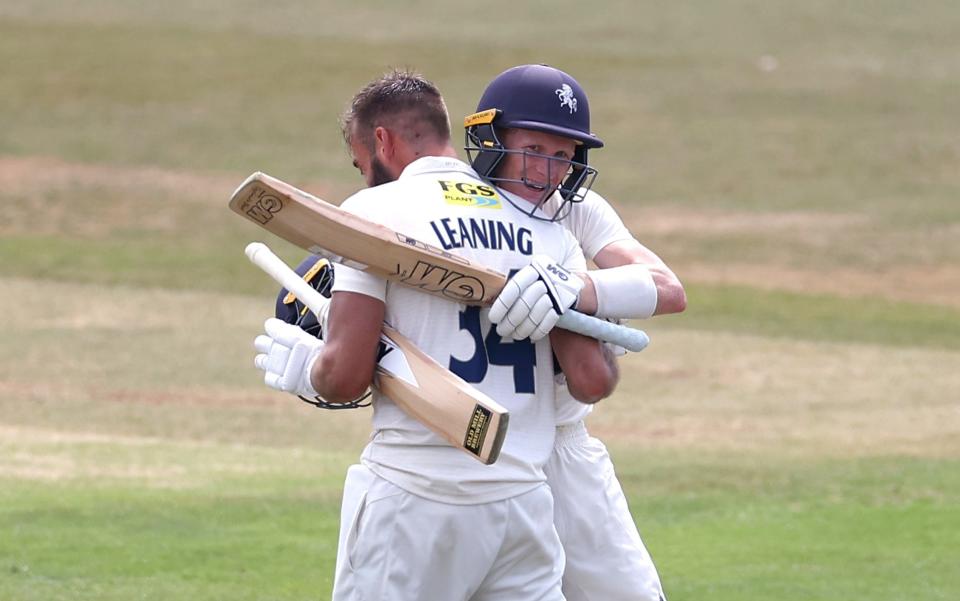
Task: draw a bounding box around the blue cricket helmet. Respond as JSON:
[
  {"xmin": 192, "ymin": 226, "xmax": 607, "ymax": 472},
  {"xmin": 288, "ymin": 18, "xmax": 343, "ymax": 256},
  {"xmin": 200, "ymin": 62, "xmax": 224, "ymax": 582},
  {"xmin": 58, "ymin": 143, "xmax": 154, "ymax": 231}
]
[
  {"xmin": 477, "ymin": 64, "xmax": 604, "ymax": 149},
  {"xmin": 465, "ymin": 64, "xmax": 603, "ymax": 220}
]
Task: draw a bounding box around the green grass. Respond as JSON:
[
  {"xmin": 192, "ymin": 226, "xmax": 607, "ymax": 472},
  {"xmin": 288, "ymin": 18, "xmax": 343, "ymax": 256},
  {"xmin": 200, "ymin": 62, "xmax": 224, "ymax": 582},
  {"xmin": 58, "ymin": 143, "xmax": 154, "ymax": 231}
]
[
  {"xmin": 0, "ymin": 481, "xmax": 341, "ymax": 600},
  {"xmin": 1, "ymin": 1, "xmax": 959, "ymax": 599},
  {"xmin": 638, "ymin": 457, "xmax": 960, "ymax": 600},
  {"xmin": 658, "ymin": 283, "xmax": 960, "ymax": 349},
  {"xmin": 2, "ymin": 2, "xmax": 958, "ymax": 215},
  {"xmin": 2, "ymin": 452, "xmax": 957, "ymax": 600}
]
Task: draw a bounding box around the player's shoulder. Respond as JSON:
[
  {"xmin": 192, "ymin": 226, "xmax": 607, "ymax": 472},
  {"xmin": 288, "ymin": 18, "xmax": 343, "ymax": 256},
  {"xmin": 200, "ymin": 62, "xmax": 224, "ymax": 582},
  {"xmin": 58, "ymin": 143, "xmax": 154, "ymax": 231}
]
[
  {"xmin": 575, "ymin": 187, "xmax": 612, "ymax": 211},
  {"xmin": 340, "ymin": 184, "xmax": 387, "ymax": 209},
  {"xmin": 565, "ymin": 188, "xmax": 623, "ymax": 229},
  {"xmin": 339, "ymin": 182, "xmax": 410, "ymax": 223}
]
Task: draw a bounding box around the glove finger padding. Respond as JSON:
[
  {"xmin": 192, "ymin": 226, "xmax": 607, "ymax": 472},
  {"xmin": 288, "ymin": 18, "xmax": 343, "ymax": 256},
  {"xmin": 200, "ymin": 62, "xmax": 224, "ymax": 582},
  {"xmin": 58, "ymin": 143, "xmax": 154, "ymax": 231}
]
[
  {"xmin": 264, "ymin": 370, "xmax": 284, "ymax": 390},
  {"xmin": 253, "ymin": 330, "xmax": 293, "ymax": 374},
  {"xmin": 503, "ymin": 285, "xmax": 552, "ymax": 341},
  {"xmin": 254, "ymin": 334, "xmax": 276, "ymax": 355},
  {"xmin": 265, "ymin": 317, "xmax": 315, "ymax": 347},
  {"xmin": 255, "ymin": 318, "xmax": 325, "ymax": 397},
  {"xmin": 267, "ymin": 346, "xmax": 293, "ymax": 374},
  {"xmin": 521, "ymin": 296, "xmax": 558, "ymax": 341},
  {"xmin": 279, "ymin": 341, "xmax": 317, "ymax": 393},
  {"xmin": 496, "ymin": 280, "xmax": 545, "ymax": 338},
  {"xmin": 489, "ymin": 266, "xmax": 541, "ymax": 325},
  {"xmin": 530, "ymin": 309, "xmax": 562, "ymax": 342}
]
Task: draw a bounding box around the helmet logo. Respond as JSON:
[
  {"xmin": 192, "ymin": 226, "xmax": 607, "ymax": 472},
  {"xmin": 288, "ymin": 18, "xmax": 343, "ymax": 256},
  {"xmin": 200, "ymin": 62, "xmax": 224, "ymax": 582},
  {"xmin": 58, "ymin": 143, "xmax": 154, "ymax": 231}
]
[{"xmin": 555, "ymin": 84, "xmax": 578, "ymax": 114}]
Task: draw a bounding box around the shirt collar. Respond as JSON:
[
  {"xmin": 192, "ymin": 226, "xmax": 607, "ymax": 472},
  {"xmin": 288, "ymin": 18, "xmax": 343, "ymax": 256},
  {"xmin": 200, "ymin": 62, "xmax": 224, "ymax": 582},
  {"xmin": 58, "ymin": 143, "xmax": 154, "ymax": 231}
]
[
  {"xmin": 399, "ymin": 156, "xmax": 480, "ymax": 180},
  {"xmin": 399, "ymin": 156, "xmax": 555, "ymax": 221}
]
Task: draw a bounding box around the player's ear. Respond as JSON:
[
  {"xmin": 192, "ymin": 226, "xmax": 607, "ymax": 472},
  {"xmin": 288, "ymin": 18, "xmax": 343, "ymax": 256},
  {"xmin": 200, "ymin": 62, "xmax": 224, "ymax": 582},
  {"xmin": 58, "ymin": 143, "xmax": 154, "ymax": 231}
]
[{"xmin": 373, "ymin": 126, "xmax": 394, "ymax": 159}]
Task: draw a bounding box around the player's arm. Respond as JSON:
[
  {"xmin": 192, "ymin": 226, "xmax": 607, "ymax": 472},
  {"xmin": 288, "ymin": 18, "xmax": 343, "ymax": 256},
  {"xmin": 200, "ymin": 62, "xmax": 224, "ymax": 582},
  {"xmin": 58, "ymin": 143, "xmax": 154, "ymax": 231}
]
[
  {"xmin": 302, "ymin": 194, "xmax": 388, "ymax": 401},
  {"xmin": 575, "ymin": 239, "xmax": 686, "ymax": 318},
  {"xmin": 308, "ymin": 291, "xmax": 384, "ymax": 403},
  {"xmin": 564, "ymin": 192, "xmax": 686, "ymax": 318},
  {"xmin": 255, "ymin": 192, "xmax": 387, "ymax": 404},
  {"xmin": 253, "ymin": 290, "xmax": 383, "ymax": 405},
  {"xmin": 550, "ymin": 328, "xmax": 618, "ymax": 404},
  {"xmin": 595, "ymin": 239, "xmax": 687, "ymax": 317}
]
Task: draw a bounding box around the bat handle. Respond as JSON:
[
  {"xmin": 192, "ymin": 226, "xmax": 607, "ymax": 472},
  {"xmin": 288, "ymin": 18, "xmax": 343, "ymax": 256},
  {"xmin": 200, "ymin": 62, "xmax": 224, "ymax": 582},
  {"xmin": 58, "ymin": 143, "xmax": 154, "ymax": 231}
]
[
  {"xmin": 245, "ymin": 242, "xmax": 330, "ymax": 317},
  {"xmin": 557, "ymin": 310, "xmax": 650, "ymax": 352}
]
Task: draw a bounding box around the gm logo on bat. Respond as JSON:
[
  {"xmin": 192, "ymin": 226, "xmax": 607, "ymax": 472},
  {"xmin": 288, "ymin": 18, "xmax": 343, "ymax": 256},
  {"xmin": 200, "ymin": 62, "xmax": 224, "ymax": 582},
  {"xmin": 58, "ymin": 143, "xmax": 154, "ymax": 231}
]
[
  {"xmin": 392, "ymin": 259, "xmax": 486, "ymax": 302},
  {"xmin": 242, "ymin": 187, "xmax": 282, "ymax": 225}
]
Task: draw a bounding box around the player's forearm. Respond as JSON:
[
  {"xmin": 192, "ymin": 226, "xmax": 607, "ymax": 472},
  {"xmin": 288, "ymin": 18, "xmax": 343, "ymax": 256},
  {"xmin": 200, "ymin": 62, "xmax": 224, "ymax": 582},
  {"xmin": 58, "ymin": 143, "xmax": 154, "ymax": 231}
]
[
  {"xmin": 309, "ymin": 291, "xmax": 384, "ymax": 403},
  {"xmin": 310, "ymin": 345, "xmax": 377, "ymax": 403},
  {"xmin": 582, "ymin": 238, "xmax": 687, "ymax": 318},
  {"xmin": 549, "ymin": 329, "xmax": 619, "ymax": 404},
  {"xmin": 575, "ymin": 263, "xmax": 686, "ymax": 318}
]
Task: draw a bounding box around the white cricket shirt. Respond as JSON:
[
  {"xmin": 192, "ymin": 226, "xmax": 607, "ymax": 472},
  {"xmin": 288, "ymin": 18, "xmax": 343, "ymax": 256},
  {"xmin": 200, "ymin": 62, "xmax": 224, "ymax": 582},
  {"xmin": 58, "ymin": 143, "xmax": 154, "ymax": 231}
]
[{"xmin": 332, "ymin": 157, "xmax": 587, "ymax": 504}]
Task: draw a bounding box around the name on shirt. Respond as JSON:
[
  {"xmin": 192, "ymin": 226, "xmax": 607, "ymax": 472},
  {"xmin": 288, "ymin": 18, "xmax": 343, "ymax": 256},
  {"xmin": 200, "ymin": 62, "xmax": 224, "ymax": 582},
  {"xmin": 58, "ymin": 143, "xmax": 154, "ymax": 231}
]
[{"xmin": 430, "ymin": 217, "xmax": 533, "ymax": 256}]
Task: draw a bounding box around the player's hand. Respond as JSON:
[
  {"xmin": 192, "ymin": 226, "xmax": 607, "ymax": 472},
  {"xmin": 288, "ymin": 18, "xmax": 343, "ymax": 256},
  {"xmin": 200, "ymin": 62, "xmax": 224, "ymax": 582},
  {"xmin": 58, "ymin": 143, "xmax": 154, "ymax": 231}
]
[
  {"xmin": 489, "ymin": 255, "xmax": 584, "ymax": 341},
  {"xmin": 254, "ymin": 317, "xmax": 325, "ymax": 397}
]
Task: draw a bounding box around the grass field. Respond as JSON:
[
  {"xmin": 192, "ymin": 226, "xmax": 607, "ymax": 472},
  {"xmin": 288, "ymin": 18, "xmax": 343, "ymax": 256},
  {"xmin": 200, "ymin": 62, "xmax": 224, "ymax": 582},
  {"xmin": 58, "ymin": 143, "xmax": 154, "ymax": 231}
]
[{"xmin": 1, "ymin": 1, "xmax": 958, "ymax": 599}]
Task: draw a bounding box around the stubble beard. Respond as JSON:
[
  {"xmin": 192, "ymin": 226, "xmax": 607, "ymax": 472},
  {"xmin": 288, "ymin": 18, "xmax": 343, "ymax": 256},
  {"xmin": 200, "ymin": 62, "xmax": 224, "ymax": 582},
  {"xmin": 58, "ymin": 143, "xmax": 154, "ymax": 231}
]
[{"xmin": 369, "ymin": 155, "xmax": 396, "ymax": 187}]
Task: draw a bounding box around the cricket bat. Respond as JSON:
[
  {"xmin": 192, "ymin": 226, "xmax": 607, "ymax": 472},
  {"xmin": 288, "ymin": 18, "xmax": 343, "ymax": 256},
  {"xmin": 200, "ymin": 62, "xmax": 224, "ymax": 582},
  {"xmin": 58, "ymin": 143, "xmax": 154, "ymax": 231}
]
[
  {"xmin": 245, "ymin": 242, "xmax": 508, "ymax": 465},
  {"xmin": 229, "ymin": 172, "xmax": 650, "ymax": 352}
]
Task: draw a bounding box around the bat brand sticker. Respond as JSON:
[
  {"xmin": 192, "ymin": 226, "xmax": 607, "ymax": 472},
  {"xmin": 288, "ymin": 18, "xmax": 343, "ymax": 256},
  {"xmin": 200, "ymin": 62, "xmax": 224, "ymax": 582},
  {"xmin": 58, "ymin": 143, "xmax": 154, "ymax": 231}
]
[{"xmin": 464, "ymin": 405, "xmax": 492, "ymax": 455}]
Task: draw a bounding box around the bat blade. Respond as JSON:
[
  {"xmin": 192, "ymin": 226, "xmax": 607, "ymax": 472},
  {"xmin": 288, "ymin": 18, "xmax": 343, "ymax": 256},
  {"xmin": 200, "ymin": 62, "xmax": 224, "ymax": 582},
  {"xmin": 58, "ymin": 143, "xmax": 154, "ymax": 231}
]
[
  {"xmin": 230, "ymin": 172, "xmax": 649, "ymax": 352},
  {"xmin": 233, "ymin": 173, "xmax": 504, "ymax": 304},
  {"xmin": 245, "ymin": 242, "xmax": 508, "ymax": 464}
]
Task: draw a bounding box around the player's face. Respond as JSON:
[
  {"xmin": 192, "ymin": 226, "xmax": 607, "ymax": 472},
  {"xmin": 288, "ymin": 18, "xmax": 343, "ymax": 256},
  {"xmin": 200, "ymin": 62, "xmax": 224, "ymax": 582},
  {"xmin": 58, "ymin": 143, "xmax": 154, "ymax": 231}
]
[{"xmin": 495, "ymin": 128, "xmax": 577, "ymax": 204}]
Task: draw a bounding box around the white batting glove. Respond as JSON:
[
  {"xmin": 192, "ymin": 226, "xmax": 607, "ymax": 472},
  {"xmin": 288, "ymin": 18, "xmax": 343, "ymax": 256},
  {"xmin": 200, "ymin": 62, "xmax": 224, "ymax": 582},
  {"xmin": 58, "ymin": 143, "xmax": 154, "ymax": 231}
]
[
  {"xmin": 254, "ymin": 317, "xmax": 325, "ymax": 397},
  {"xmin": 489, "ymin": 255, "xmax": 584, "ymax": 341}
]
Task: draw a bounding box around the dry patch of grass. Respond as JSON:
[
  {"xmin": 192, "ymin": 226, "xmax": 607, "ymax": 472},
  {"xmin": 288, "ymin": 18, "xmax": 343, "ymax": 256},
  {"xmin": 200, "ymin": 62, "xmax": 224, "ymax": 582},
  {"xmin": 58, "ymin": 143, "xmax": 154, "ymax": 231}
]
[
  {"xmin": 618, "ymin": 204, "xmax": 959, "ymax": 307},
  {"xmin": 677, "ymin": 262, "xmax": 960, "ymax": 309},
  {"xmin": 593, "ymin": 329, "xmax": 960, "ymax": 458},
  {"xmin": 0, "ymin": 156, "xmax": 240, "ymax": 205},
  {"xmin": 0, "ymin": 156, "xmax": 232, "ymax": 238},
  {"xmin": 0, "ymin": 275, "xmax": 262, "ymax": 331},
  {"xmin": 0, "ymin": 155, "xmax": 334, "ymax": 238},
  {"xmin": 0, "ymin": 423, "xmax": 347, "ymax": 489},
  {"xmin": 3, "ymin": 156, "xmax": 956, "ymax": 310},
  {"xmin": 0, "ymin": 379, "xmax": 282, "ymax": 408},
  {"xmin": 3, "ymin": 276, "xmax": 958, "ymax": 462},
  {"xmin": 623, "ymin": 206, "xmax": 870, "ymax": 236},
  {"xmin": 0, "ymin": 276, "xmax": 271, "ymax": 392}
]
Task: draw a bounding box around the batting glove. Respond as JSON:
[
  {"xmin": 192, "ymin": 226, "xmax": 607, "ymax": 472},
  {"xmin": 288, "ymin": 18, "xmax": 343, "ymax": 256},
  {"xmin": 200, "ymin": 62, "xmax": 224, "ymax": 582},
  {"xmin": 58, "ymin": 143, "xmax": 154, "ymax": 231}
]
[
  {"xmin": 254, "ymin": 317, "xmax": 325, "ymax": 397},
  {"xmin": 489, "ymin": 255, "xmax": 584, "ymax": 341}
]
